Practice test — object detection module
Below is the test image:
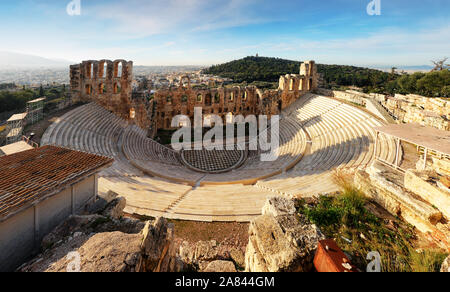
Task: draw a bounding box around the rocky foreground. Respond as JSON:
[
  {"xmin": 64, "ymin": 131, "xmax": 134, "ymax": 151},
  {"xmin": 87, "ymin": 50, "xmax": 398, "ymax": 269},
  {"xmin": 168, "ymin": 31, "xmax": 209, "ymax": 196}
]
[{"xmin": 18, "ymin": 195, "xmax": 450, "ymax": 272}]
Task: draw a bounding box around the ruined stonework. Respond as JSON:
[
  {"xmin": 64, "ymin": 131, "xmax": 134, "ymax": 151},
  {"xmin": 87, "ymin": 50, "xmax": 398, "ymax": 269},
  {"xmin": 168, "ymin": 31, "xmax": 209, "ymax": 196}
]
[
  {"xmin": 382, "ymin": 94, "xmax": 450, "ymax": 131},
  {"xmin": 70, "ymin": 59, "xmax": 318, "ymax": 136},
  {"xmin": 70, "ymin": 59, "xmax": 151, "ymax": 130},
  {"xmin": 152, "ymin": 61, "xmax": 318, "ymax": 135},
  {"xmin": 245, "ymin": 197, "xmax": 325, "ymax": 272}
]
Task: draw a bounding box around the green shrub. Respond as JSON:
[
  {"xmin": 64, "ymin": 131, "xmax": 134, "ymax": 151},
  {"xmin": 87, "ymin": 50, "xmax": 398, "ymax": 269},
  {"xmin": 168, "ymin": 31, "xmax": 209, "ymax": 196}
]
[{"xmin": 298, "ymin": 181, "xmax": 448, "ymax": 272}]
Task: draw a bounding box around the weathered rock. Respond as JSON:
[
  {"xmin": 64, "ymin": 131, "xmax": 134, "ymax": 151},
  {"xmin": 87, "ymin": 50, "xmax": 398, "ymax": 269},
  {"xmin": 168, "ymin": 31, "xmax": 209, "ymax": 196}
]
[
  {"xmin": 356, "ymin": 166, "xmax": 443, "ymax": 226},
  {"xmin": 41, "ymin": 214, "xmax": 104, "ymax": 250},
  {"xmin": 179, "ymin": 240, "xmax": 219, "ymax": 268},
  {"xmin": 102, "ymin": 197, "xmax": 127, "ymax": 219},
  {"xmin": 87, "ymin": 190, "xmax": 120, "ymax": 213},
  {"xmin": 404, "ymin": 170, "xmax": 450, "ymax": 219},
  {"xmin": 262, "ymin": 196, "xmax": 296, "ymax": 217},
  {"xmin": 441, "ymin": 256, "xmax": 450, "ymax": 272},
  {"xmin": 229, "ymin": 248, "xmax": 245, "ymax": 269},
  {"xmin": 22, "ymin": 216, "xmax": 184, "ymax": 272},
  {"xmin": 203, "ymin": 261, "xmax": 237, "ymax": 273},
  {"xmin": 140, "ymin": 218, "xmax": 183, "ymax": 272},
  {"xmin": 47, "ymin": 231, "xmax": 143, "ymax": 272},
  {"xmin": 245, "ymin": 197, "xmax": 325, "ymax": 272}
]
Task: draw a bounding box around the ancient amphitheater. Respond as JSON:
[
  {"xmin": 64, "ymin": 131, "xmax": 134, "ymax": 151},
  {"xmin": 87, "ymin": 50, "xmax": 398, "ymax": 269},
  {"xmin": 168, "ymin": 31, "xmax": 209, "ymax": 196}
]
[
  {"xmin": 38, "ymin": 59, "xmax": 398, "ymax": 222},
  {"xmin": 41, "ymin": 100, "xmax": 398, "ymax": 222}
]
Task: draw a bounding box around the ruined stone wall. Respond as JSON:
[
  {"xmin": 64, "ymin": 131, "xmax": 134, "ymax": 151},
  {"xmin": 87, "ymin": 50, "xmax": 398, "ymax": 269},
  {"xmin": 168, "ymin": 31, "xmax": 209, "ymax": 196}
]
[
  {"xmin": 153, "ymin": 85, "xmax": 263, "ymax": 131},
  {"xmin": 70, "ymin": 59, "xmax": 151, "ymax": 130},
  {"xmin": 152, "ymin": 61, "xmax": 318, "ymax": 131},
  {"xmin": 70, "ymin": 60, "xmax": 318, "ymax": 135},
  {"xmin": 382, "ymin": 94, "xmax": 450, "ymax": 131}
]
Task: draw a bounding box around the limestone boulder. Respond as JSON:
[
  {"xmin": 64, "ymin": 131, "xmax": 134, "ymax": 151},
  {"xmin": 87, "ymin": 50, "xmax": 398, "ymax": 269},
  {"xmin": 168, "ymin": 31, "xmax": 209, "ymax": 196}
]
[
  {"xmin": 203, "ymin": 261, "xmax": 237, "ymax": 273},
  {"xmin": 21, "ymin": 217, "xmax": 184, "ymax": 272},
  {"xmin": 262, "ymin": 196, "xmax": 296, "ymax": 217},
  {"xmin": 41, "ymin": 214, "xmax": 104, "ymax": 250},
  {"xmin": 101, "ymin": 197, "xmax": 127, "ymax": 219},
  {"xmin": 140, "ymin": 218, "xmax": 184, "ymax": 272},
  {"xmin": 178, "ymin": 240, "xmax": 244, "ymax": 272},
  {"xmin": 245, "ymin": 197, "xmax": 325, "ymax": 272},
  {"xmin": 441, "ymin": 256, "xmax": 450, "ymax": 273},
  {"xmin": 46, "ymin": 231, "xmax": 143, "ymax": 272},
  {"xmin": 179, "ymin": 240, "xmax": 219, "ymax": 269},
  {"xmin": 229, "ymin": 248, "xmax": 245, "ymax": 269},
  {"xmin": 404, "ymin": 170, "xmax": 450, "ymax": 219}
]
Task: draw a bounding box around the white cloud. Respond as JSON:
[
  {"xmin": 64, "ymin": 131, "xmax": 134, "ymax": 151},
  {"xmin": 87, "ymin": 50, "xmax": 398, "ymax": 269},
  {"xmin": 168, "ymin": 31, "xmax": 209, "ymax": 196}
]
[
  {"xmin": 261, "ymin": 24, "xmax": 450, "ymax": 66},
  {"xmin": 90, "ymin": 0, "xmax": 270, "ymax": 38}
]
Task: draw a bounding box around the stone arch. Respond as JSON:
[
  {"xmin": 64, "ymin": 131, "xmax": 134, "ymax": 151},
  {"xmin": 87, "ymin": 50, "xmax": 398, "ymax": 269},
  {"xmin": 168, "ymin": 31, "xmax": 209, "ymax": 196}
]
[
  {"xmin": 229, "ymin": 92, "xmax": 234, "ymax": 102},
  {"xmin": 98, "ymin": 60, "xmax": 108, "ymax": 78},
  {"xmin": 214, "ymin": 92, "xmax": 220, "ymax": 103},
  {"xmin": 114, "ymin": 82, "xmax": 121, "ymax": 94},
  {"xmin": 85, "ymin": 84, "xmax": 92, "ymax": 95},
  {"xmin": 114, "ymin": 60, "xmax": 125, "ymax": 78},
  {"xmin": 85, "ymin": 61, "xmax": 94, "ymax": 79},
  {"xmin": 180, "ymin": 75, "xmax": 191, "ymax": 88},
  {"xmin": 205, "ymin": 93, "xmax": 212, "ymax": 106},
  {"xmin": 98, "ymin": 83, "xmax": 105, "ymax": 94}
]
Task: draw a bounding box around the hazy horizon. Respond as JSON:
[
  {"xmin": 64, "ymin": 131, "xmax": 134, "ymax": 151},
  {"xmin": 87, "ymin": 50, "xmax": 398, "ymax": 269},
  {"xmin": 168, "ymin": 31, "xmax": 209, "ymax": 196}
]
[{"xmin": 0, "ymin": 51, "xmax": 436, "ymax": 72}]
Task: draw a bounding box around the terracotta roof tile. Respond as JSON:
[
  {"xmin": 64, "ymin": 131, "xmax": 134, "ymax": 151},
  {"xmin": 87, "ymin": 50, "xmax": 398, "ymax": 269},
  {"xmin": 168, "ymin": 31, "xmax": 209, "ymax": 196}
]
[{"xmin": 0, "ymin": 145, "xmax": 113, "ymax": 221}]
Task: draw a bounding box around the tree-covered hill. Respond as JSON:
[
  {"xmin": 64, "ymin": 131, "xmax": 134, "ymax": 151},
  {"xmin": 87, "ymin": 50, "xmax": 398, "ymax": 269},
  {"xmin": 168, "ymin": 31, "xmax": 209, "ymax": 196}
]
[
  {"xmin": 203, "ymin": 56, "xmax": 300, "ymax": 83},
  {"xmin": 203, "ymin": 56, "xmax": 392, "ymax": 90},
  {"xmin": 203, "ymin": 56, "xmax": 450, "ymax": 97}
]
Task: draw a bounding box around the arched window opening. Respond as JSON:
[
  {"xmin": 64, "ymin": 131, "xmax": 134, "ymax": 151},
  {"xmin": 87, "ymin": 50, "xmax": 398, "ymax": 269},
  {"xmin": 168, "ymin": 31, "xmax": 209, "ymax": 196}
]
[
  {"xmin": 197, "ymin": 94, "xmax": 203, "ymax": 103},
  {"xmin": 205, "ymin": 93, "xmax": 212, "ymax": 106},
  {"xmin": 86, "ymin": 63, "xmax": 94, "ymax": 79},
  {"xmin": 114, "ymin": 62, "xmax": 123, "ymax": 78},
  {"xmin": 99, "ymin": 83, "xmax": 105, "ymax": 94},
  {"xmin": 114, "ymin": 82, "xmax": 121, "ymax": 94},
  {"xmin": 99, "ymin": 62, "xmax": 107, "ymax": 78},
  {"xmin": 181, "ymin": 95, "xmax": 188, "ymax": 103},
  {"xmin": 214, "ymin": 93, "xmax": 220, "ymax": 103}
]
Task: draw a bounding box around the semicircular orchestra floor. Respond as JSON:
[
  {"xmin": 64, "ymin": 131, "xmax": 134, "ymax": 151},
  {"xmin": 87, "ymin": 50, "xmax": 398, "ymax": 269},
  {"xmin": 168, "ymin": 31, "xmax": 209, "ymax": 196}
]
[
  {"xmin": 41, "ymin": 94, "xmax": 399, "ymax": 222},
  {"xmin": 181, "ymin": 147, "xmax": 247, "ymax": 173}
]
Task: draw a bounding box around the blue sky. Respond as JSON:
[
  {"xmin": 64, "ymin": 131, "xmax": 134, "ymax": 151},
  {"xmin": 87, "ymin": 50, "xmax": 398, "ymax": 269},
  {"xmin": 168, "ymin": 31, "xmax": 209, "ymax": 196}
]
[{"xmin": 0, "ymin": 0, "xmax": 449, "ymax": 66}]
